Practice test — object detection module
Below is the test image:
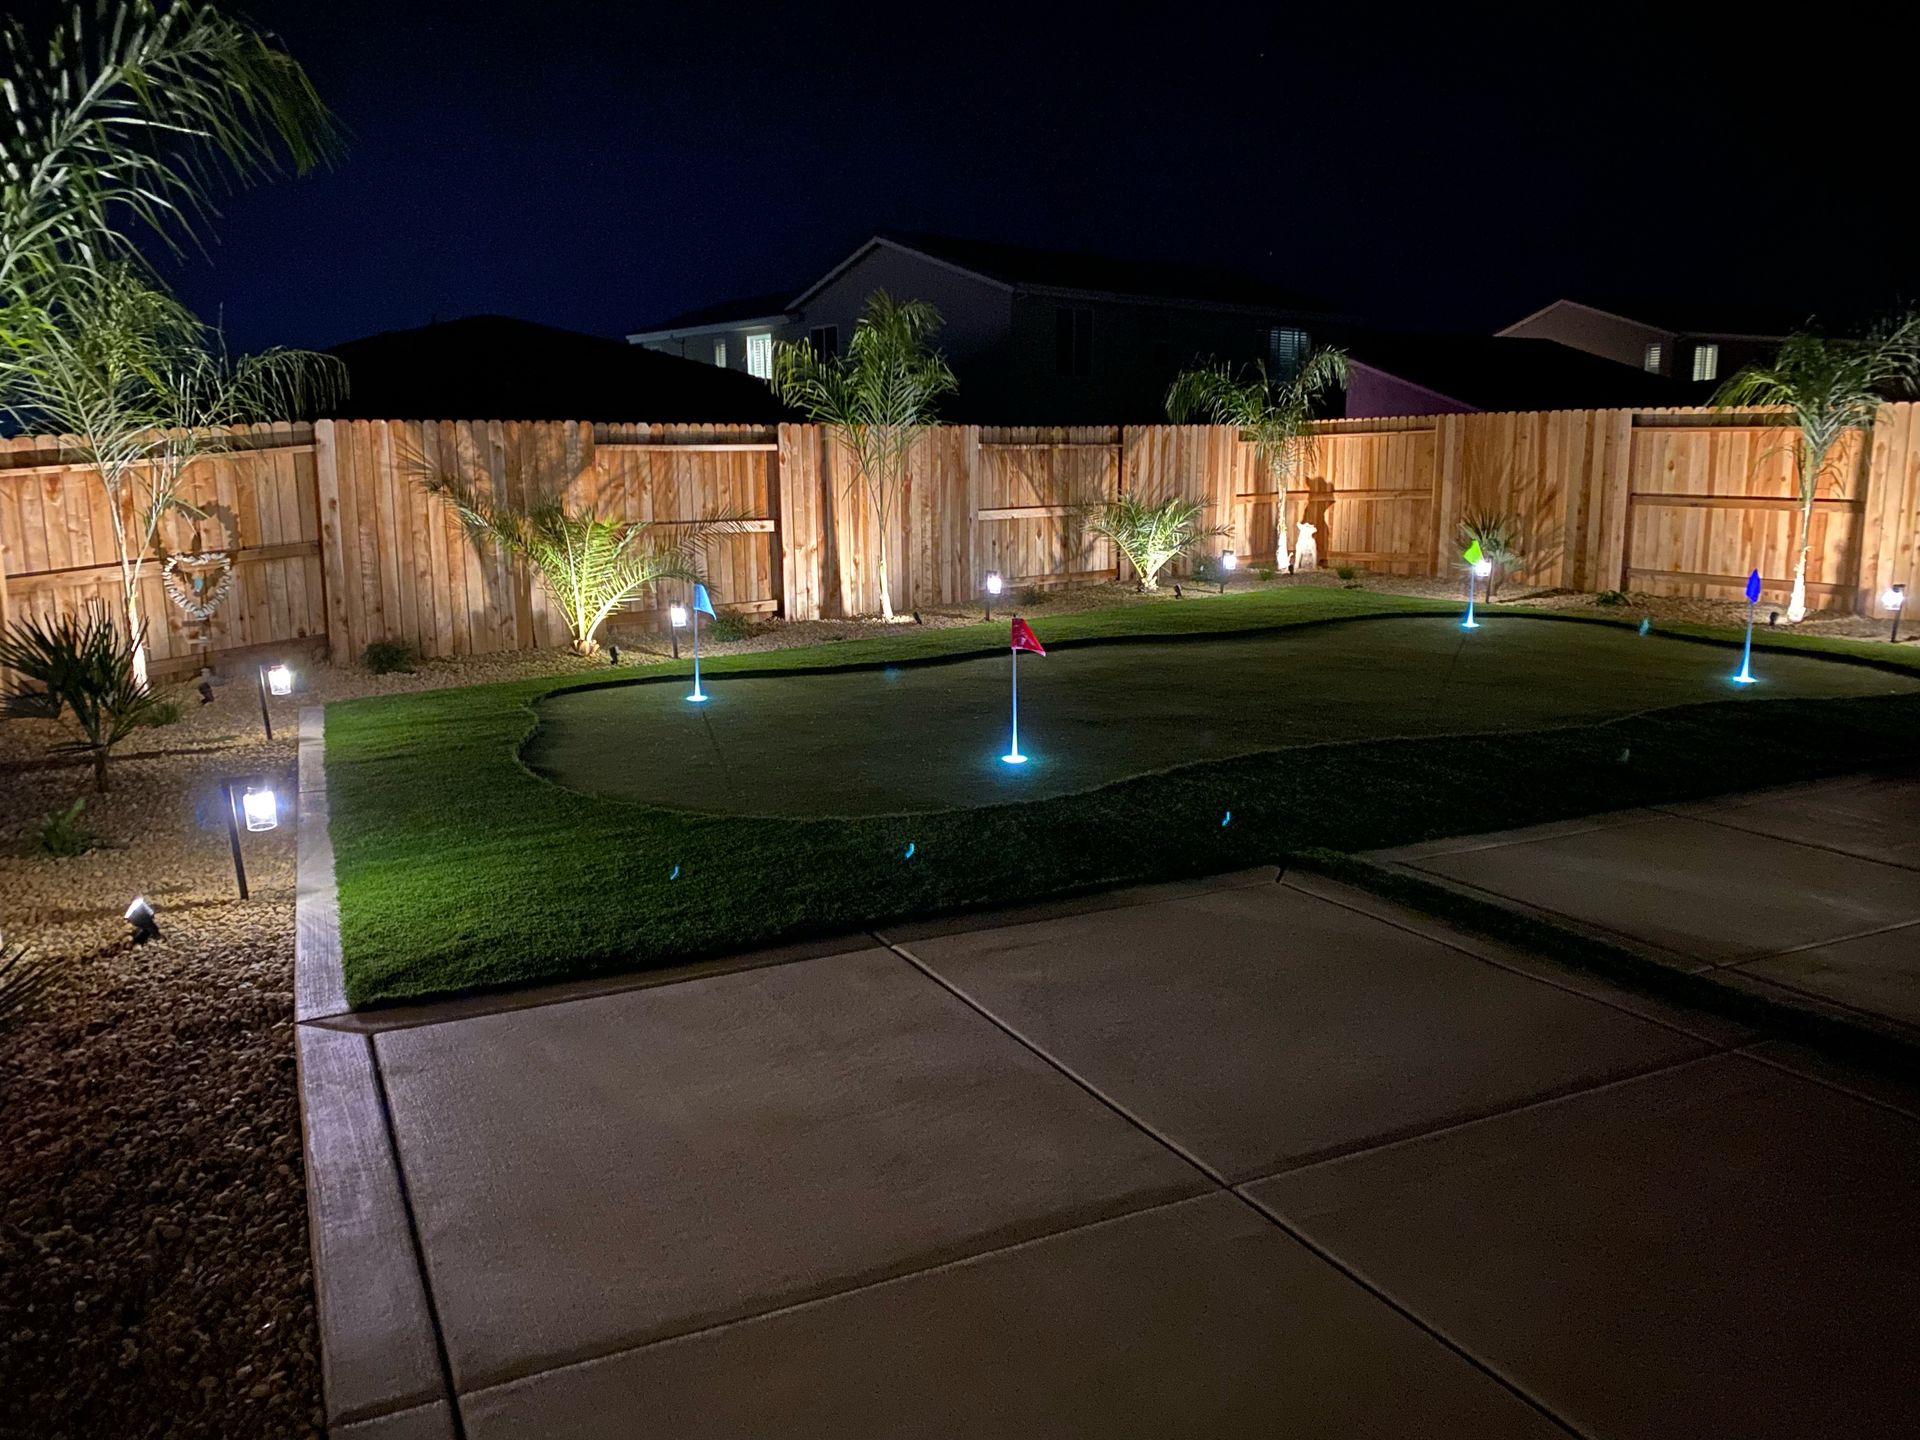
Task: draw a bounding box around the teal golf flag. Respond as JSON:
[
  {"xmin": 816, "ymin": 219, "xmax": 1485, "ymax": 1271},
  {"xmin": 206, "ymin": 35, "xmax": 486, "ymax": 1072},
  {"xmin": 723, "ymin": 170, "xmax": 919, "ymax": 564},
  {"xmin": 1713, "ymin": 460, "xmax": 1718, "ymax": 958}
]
[{"xmin": 693, "ymin": 583, "xmax": 716, "ymax": 617}]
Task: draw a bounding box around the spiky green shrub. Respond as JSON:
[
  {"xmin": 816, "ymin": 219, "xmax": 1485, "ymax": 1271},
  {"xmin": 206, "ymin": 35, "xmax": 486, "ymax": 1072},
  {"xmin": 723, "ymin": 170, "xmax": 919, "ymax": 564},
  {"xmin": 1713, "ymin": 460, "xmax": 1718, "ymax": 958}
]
[
  {"xmin": 1458, "ymin": 509, "xmax": 1523, "ymax": 597},
  {"xmin": 0, "ymin": 605, "xmax": 165, "ymax": 791},
  {"xmin": 1085, "ymin": 495, "xmax": 1230, "ymax": 591},
  {"xmin": 362, "ymin": 640, "xmax": 417, "ymax": 674},
  {"xmin": 39, "ymin": 796, "xmax": 98, "ymax": 856}
]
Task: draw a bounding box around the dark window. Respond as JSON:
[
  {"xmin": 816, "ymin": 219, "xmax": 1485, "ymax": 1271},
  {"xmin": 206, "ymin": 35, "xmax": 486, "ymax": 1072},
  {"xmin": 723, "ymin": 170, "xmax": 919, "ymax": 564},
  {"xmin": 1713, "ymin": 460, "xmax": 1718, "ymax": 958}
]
[
  {"xmin": 1056, "ymin": 306, "xmax": 1093, "ymax": 377},
  {"xmin": 1268, "ymin": 326, "xmax": 1310, "ymax": 376},
  {"xmin": 809, "ymin": 325, "xmax": 839, "ymax": 357}
]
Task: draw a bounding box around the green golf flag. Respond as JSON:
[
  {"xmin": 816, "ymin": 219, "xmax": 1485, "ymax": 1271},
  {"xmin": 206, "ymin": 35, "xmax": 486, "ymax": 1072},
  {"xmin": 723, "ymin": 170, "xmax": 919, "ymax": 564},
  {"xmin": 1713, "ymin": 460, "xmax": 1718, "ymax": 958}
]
[{"xmin": 1463, "ymin": 539, "xmax": 1484, "ymax": 566}]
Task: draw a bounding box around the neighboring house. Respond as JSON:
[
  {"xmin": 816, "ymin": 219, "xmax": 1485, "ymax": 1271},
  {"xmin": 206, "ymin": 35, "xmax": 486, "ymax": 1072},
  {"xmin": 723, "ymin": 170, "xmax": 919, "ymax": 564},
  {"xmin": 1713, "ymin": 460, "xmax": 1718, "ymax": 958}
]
[
  {"xmin": 628, "ymin": 232, "xmax": 1342, "ymax": 423},
  {"xmin": 1341, "ymin": 332, "xmax": 1694, "ymax": 416},
  {"xmin": 622, "ymin": 292, "xmax": 796, "ymax": 380},
  {"xmin": 1496, "ymin": 298, "xmax": 1802, "ymax": 393},
  {"xmin": 328, "ymin": 315, "xmax": 788, "ymax": 422}
]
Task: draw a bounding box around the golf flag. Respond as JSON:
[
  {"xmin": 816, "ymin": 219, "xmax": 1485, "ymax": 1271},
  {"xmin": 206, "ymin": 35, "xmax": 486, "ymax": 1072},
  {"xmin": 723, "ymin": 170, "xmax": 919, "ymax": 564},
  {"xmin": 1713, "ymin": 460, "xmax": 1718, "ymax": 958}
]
[
  {"xmin": 1745, "ymin": 569, "xmax": 1762, "ymax": 605},
  {"xmin": 693, "ymin": 583, "xmax": 716, "ymax": 618},
  {"xmin": 1010, "ymin": 616, "xmax": 1046, "ymax": 656},
  {"xmin": 1463, "ymin": 539, "xmax": 1484, "ymax": 567}
]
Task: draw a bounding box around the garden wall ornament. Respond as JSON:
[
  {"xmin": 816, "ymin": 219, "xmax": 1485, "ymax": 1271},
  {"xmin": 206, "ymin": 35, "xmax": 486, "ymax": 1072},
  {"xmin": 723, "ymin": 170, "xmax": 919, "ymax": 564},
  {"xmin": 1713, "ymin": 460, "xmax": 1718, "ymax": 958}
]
[
  {"xmin": 161, "ymin": 549, "xmax": 236, "ymax": 622},
  {"xmin": 1293, "ymin": 522, "xmax": 1319, "ymax": 572}
]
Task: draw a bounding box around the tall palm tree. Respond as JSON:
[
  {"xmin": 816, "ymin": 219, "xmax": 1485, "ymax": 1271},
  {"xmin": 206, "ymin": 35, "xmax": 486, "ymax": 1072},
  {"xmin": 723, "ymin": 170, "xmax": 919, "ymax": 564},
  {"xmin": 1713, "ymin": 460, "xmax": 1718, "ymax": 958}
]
[
  {"xmin": 0, "ymin": 0, "xmax": 336, "ymax": 316},
  {"xmin": 1714, "ymin": 317, "xmax": 1920, "ymax": 621},
  {"xmin": 3, "ymin": 264, "xmax": 344, "ymax": 681},
  {"xmin": 772, "ymin": 292, "xmax": 956, "ymax": 620},
  {"xmin": 1166, "ymin": 348, "xmax": 1348, "ymax": 572}
]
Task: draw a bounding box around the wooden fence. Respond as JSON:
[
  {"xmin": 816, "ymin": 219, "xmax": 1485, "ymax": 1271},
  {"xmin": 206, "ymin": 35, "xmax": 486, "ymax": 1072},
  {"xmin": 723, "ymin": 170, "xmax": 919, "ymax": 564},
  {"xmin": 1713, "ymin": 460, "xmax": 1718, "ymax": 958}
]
[{"xmin": 4, "ymin": 403, "xmax": 1918, "ymax": 677}]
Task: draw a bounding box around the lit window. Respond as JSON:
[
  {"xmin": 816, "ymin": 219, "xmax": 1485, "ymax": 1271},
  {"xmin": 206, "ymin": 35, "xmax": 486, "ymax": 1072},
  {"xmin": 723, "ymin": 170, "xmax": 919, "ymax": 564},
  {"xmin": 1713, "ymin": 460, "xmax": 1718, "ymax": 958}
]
[
  {"xmin": 714, "ymin": 339, "xmax": 727, "ymax": 368},
  {"xmin": 1055, "ymin": 306, "xmax": 1092, "ymax": 377},
  {"xmin": 1269, "ymin": 326, "xmax": 1310, "ymax": 375},
  {"xmin": 1643, "ymin": 342, "xmax": 1663, "ymax": 373},
  {"xmin": 809, "ymin": 326, "xmax": 839, "ymax": 356},
  {"xmin": 1691, "ymin": 343, "xmax": 1719, "ymax": 382},
  {"xmin": 745, "ymin": 332, "xmax": 773, "ymax": 380}
]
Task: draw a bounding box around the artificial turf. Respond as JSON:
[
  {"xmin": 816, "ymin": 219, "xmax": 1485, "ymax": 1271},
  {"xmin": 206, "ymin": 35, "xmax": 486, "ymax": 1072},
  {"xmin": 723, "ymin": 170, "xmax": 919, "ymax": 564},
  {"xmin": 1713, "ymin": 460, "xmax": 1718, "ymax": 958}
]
[{"xmin": 325, "ymin": 587, "xmax": 1920, "ymax": 1006}]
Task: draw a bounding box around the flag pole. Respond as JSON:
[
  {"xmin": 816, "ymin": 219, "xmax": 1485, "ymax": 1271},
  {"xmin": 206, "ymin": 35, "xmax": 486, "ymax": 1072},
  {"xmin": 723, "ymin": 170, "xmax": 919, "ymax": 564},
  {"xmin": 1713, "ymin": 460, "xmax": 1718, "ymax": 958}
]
[
  {"xmin": 1735, "ymin": 596, "xmax": 1756, "ymax": 684},
  {"xmin": 689, "ymin": 598, "xmax": 707, "ymax": 702},
  {"xmin": 1004, "ymin": 641, "xmax": 1026, "ymax": 764}
]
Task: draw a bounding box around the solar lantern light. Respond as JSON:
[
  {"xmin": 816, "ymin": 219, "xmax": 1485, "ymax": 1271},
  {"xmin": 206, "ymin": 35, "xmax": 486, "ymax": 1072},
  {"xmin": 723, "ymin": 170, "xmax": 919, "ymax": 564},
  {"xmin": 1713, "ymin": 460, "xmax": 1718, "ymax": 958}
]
[
  {"xmin": 1219, "ymin": 550, "xmax": 1238, "ymax": 594},
  {"xmin": 255, "ymin": 660, "xmax": 294, "ymax": 739},
  {"xmin": 984, "ymin": 570, "xmax": 1003, "ymax": 622},
  {"xmin": 218, "ymin": 777, "xmax": 279, "ymax": 899},
  {"xmin": 1885, "ymin": 583, "xmax": 1907, "ymax": 643},
  {"xmin": 1475, "ymin": 555, "xmax": 1495, "ymax": 602},
  {"xmin": 668, "ymin": 602, "xmax": 689, "ymax": 659}
]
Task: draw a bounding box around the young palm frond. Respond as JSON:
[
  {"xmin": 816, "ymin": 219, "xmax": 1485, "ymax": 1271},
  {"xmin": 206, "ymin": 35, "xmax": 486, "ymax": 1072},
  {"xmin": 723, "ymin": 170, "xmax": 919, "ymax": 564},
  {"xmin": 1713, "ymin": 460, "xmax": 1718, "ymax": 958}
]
[
  {"xmin": 1457, "ymin": 509, "xmax": 1523, "ymax": 596},
  {"xmin": 1166, "ymin": 348, "xmax": 1348, "ymax": 572},
  {"xmin": 772, "ymin": 292, "xmax": 956, "ymax": 620},
  {"xmin": 423, "ymin": 470, "xmax": 748, "ymax": 656},
  {"xmin": 1084, "ymin": 494, "xmax": 1229, "ymax": 591},
  {"xmin": 1, "ymin": 940, "xmax": 59, "ymax": 1034},
  {"xmin": 0, "ymin": 0, "xmax": 338, "ymax": 302},
  {"xmin": 1714, "ymin": 316, "xmax": 1920, "ymax": 620},
  {"xmin": 0, "ymin": 603, "xmax": 164, "ymax": 791}
]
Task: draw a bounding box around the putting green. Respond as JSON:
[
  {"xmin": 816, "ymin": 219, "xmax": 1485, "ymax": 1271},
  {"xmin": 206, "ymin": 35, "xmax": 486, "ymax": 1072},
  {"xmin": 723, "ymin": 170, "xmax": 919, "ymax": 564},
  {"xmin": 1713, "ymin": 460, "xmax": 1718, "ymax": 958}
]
[{"xmin": 524, "ymin": 617, "xmax": 1918, "ymax": 817}]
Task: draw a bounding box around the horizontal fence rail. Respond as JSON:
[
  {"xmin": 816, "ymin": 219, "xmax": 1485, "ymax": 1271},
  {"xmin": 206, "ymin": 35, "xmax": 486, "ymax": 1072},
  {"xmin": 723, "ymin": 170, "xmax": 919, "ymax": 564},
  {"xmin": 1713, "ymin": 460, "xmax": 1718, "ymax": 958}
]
[{"xmin": 4, "ymin": 404, "xmax": 1917, "ymax": 677}]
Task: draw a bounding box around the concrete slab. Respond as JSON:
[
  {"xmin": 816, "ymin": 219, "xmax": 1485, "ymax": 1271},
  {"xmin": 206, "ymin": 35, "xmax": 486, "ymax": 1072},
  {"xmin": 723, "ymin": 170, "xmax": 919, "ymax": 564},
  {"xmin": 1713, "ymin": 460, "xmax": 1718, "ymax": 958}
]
[
  {"xmin": 904, "ymin": 884, "xmax": 1709, "ymax": 1181},
  {"xmin": 375, "ymin": 947, "xmax": 1206, "ymax": 1392},
  {"xmin": 1249, "ymin": 1053, "xmax": 1920, "ymax": 1440},
  {"xmin": 459, "ymin": 1194, "xmax": 1560, "ymax": 1440},
  {"xmin": 1280, "ymin": 869, "xmax": 1755, "ymax": 1047},
  {"xmin": 876, "ymin": 865, "xmax": 1281, "ymax": 944},
  {"xmin": 1365, "ymin": 807, "xmax": 1664, "ymax": 864},
  {"xmin": 297, "ymin": 1025, "xmax": 447, "ymax": 1426},
  {"xmin": 1669, "ymin": 774, "xmax": 1920, "ymax": 870},
  {"xmin": 1744, "ymin": 1038, "xmax": 1920, "ymax": 1121},
  {"xmin": 1398, "ymin": 814, "xmax": 1920, "ymax": 965},
  {"xmin": 296, "ymin": 706, "xmax": 349, "ymax": 1022},
  {"xmin": 1734, "ymin": 921, "xmax": 1920, "ymax": 1029},
  {"xmin": 334, "ymin": 1401, "xmax": 457, "ymax": 1439}
]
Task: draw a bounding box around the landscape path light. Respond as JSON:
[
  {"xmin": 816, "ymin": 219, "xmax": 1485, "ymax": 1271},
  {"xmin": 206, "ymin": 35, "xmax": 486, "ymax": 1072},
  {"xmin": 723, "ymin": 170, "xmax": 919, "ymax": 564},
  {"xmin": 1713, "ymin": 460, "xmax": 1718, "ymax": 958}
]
[
  {"xmin": 256, "ymin": 660, "xmax": 294, "ymax": 738},
  {"xmin": 984, "ymin": 570, "xmax": 1003, "ymax": 622},
  {"xmin": 218, "ymin": 777, "xmax": 279, "ymax": 899},
  {"xmin": 1219, "ymin": 550, "xmax": 1237, "ymax": 594},
  {"xmin": 1885, "ymin": 583, "xmax": 1906, "ymax": 643},
  {"xmin": 668, "ymin": 602, "xmax": 688, "ymax": 660}
]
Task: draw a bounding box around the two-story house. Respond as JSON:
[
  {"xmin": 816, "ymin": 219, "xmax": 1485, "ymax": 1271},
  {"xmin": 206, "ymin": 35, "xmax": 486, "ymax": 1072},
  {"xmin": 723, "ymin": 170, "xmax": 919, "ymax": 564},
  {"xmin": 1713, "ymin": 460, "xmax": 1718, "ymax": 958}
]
[
  {"xmin": 1497, "ymin": 299, "xmax": 1801, "ymax": 394},
  {"xmin": 626, "ymin": 233, "xmax": 1341, "ymax": 423}
]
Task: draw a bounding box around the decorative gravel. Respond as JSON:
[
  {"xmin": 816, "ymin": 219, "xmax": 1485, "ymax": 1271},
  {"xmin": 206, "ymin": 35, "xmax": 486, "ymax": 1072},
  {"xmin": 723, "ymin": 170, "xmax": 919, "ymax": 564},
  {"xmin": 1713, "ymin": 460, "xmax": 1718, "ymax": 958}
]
[{"xmin": 1, "ymin": 576, "xmax": 1907, "ymax": 1438}]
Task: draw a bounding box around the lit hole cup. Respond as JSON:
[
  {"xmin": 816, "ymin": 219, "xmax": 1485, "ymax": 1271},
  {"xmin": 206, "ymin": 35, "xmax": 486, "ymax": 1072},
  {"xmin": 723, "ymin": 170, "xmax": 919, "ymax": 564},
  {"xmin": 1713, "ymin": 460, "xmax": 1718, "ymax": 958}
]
[
  {"xmin": 242, "ymin": 785, "xmax": 279, "ymax": 832},
  {"xmin": 266, "ymin": 663, "xmax": 294, "ymax": 696}
]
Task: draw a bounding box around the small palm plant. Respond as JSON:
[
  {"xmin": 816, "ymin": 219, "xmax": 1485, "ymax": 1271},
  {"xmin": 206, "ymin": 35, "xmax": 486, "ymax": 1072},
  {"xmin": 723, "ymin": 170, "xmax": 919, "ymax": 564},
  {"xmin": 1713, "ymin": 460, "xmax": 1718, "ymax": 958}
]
[
  {"xmin": 1714, "ymin": 316, "xmax": 1920, "ymax": 621},
  {"xmin": 1166, "ymin": 348, "xmax": 1349, "ymax": 572},
  {"xmin": 0, "ymin": 605, "xmax": 167, "ymax": 791},
  {"xmin": 423, "ymin": 473, "xmax": 745, "ymax": 656},
  {"xmin": 1085, "ymin": 494, "xmax": 1229, "ymax": 591},
  {"xmin": 1, "ymin": 940, "xmax": 57, "ymax": 1035},
  {"xmin": 1458, "ymin": 509, "xmax": 1522, "ymax": 598},
  {"xmin": 773, "ymin": 292, "xmax": 957, "ymax": 620}
]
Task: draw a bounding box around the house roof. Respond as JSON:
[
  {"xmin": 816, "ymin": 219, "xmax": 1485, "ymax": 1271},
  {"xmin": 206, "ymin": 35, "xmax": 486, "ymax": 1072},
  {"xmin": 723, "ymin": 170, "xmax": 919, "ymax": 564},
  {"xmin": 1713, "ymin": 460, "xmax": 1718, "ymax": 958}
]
[
  {"xmin": 625, "ymin": 290, "xmax": 798, "ymax": 339},
  {"xmin": 327, "ymin": 315, "xmax": 790, "ymax": 422},
  {"xmin": 792, "ymin": 232, "xmax": 1336, "ymax": 314},
  {"xmin": 1502, "ymin": 296, "xmax": 1816, "ymax": 341},
  {"xmin": 1342, "ymin": 331, "xmax": 1696, "ymax": 412}
]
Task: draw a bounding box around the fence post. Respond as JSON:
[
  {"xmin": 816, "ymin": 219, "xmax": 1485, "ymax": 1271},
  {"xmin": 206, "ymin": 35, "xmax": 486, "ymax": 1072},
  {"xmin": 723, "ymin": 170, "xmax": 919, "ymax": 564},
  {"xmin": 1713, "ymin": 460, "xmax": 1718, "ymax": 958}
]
[{"xmin": 312, "ymin": 419, "xmax": 353, "ymax": 663}]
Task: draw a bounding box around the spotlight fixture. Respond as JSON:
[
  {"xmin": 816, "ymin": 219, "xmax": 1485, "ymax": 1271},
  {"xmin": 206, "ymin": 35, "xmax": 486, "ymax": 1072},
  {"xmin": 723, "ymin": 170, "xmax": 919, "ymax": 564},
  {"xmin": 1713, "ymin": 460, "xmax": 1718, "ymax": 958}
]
[
  {"xmin": 125, "ymin": 895, "xmax": 160, "ymax": 944},
  {"xmin": 197, "ymin": 679, "xmax": 215, "ymax": 705},
  {"xmin": 1219, "ymin": 550, "xmax": 1238, "ymax": 594},
  {"xmin": 1884, "ymin": 583, "xmax": 1906, "ymax": 643},
  {"xmin": 984, "ymin": 570, "xmax": 1003, "ymax": 621},
  {"xmin": 607, "ymin": 643, "xmax": 620, "ymax": 665}
]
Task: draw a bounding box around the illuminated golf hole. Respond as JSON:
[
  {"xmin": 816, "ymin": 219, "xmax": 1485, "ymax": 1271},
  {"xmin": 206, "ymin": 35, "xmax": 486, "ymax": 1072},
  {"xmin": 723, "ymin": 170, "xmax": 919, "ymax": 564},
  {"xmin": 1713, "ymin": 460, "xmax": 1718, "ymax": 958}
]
[{"xmin": 524, "ymin": 617, "xmax": 1917, "ymax": 818}]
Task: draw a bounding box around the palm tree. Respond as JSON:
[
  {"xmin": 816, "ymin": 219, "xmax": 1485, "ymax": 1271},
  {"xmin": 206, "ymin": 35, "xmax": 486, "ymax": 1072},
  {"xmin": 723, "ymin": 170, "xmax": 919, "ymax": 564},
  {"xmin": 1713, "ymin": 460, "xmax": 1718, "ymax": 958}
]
[
  {"xmin": 0, "ymin": 1, "xmax": 336, "ymax": 317},
  {"xmin": 772, "ymin": 293, "xmax": 956, "ymax": 620},
  {"xmin": 2, "ymin": 265, "xmax": 344, "ymax": 682},
  {"xmin": 1166, "ymin": 348, "xmax": 1348, "ymax": 573},
  {"xmin": 421, "ymin": 467, "xmax": 746, "ymax": 657},
  {"xmin": 1714, "ymin": 317, "xmax": 1920, "ymax": 621},
  {"xmin": 1084, "ymin": 494, "xmax": 1229, "ymax": 591}
]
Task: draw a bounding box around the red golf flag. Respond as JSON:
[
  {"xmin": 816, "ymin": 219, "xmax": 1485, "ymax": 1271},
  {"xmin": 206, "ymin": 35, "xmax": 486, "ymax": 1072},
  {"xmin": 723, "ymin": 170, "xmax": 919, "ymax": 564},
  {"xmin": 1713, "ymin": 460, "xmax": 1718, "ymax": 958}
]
[{"xmin": 1010, "ymin": 616, "xmax": 1046, "ymax": 656}]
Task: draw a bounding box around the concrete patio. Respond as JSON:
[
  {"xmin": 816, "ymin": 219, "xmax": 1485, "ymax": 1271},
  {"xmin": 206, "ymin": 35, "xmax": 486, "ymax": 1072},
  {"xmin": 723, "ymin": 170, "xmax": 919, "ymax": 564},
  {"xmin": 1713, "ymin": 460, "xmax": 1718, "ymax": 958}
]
[{"xmin": 299, "ymin": 825, "xmax": 1920, "ymax": 1437}]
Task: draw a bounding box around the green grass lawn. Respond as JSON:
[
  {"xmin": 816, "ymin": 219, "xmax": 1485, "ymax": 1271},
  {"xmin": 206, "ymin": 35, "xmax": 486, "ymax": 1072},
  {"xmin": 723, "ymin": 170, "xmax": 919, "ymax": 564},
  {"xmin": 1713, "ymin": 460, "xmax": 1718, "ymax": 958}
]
[{"xmin": 326, "ymin": 587, "xmax": 1920, "ymax": 1006}]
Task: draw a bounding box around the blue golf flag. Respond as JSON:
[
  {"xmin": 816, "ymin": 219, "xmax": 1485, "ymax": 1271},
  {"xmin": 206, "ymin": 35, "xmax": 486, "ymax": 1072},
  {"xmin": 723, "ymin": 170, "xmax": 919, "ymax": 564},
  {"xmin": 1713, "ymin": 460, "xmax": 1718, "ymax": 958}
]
[
  {"xmin": 1745, "ymin": 570, "xmax": 1762, "ymax": 605},
  {"xmin": 692, "ymin": 583, "xmax": 716, "ymax": 617}
]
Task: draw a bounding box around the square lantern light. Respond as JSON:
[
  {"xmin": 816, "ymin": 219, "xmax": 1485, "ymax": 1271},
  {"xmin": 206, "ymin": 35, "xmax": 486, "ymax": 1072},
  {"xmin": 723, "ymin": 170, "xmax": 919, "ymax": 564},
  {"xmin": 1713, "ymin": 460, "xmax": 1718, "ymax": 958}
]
[
  {"xmin": 266, "ymin": 662, "xmax": 294, "ymax": 696},
  {"xmin": 985, "ymin": 571, "xmax": 1004, "ymax": 597},
  {"xmin": 669, "ymin": 603, "xmax": 690, "ymax": 629},
  {"xmin": 241, "ymin": 784, "xmax": 278, "ymax": 832}
]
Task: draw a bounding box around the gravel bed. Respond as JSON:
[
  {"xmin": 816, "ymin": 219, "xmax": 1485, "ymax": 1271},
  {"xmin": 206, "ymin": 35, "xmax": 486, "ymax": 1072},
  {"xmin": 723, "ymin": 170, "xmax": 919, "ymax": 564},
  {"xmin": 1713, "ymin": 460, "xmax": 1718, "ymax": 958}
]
[{"xmin": 3, "ymin": 575, "xmax": 1907, "ymax": 1438}]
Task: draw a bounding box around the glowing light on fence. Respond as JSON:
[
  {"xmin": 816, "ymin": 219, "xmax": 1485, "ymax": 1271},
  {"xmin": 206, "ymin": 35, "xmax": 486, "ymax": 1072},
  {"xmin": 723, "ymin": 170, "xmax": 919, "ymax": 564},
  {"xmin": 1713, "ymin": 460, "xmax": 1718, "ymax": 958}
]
[
  {"xmin": 241, "ymin": 785, "xmax": 279, "ymax": 832},
  {"xmin": 266, "ymin": 663, "xmax": 293, "ymax": 696}
]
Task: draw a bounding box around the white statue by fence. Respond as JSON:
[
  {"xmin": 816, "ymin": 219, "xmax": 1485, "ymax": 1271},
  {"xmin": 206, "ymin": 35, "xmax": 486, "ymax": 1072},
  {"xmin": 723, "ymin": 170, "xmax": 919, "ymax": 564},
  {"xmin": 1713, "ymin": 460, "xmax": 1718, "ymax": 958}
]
[{"xmin": 1293, "ymin": 521, "xmax": 1319, "ymax": 572}]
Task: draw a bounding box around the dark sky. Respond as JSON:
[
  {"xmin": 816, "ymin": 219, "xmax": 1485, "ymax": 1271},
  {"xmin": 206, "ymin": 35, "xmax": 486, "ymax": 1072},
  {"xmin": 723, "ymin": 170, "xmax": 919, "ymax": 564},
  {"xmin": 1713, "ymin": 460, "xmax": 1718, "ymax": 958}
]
[{"xmin": 110, "ymin": 0, "xmax": 1911, "ymax": 352}]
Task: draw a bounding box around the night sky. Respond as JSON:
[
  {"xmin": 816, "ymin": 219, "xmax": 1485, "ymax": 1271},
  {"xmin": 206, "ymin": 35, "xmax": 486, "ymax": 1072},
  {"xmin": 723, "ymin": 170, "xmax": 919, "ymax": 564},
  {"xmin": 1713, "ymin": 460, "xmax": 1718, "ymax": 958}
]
[{"xmin": 94, "ymin": 0, "xmax": 1911, "ymax": 353}]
